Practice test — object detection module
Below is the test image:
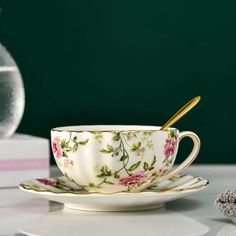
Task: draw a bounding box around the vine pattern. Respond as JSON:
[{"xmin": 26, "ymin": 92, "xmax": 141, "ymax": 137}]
[{"xmin": 51, "ymin": 129, "xmax": 178, "ymax": 192}]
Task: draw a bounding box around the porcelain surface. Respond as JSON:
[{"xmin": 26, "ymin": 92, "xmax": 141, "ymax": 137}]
[
  {"xmin": 19, "ymin": 174, "xmax": 208, "ymax": 211},
  {"xmin": 51, "ymin": 125, "xmax": 200, "ymax": 193}
]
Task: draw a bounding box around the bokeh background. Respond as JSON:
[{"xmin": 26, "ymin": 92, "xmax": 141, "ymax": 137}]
[{"xmin": 1, "ymin": 0, "xmax": 236, "ymax": 164}]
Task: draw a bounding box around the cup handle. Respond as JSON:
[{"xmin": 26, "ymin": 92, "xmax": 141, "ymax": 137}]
[{"xmin": 160, "ymin": 131, "xmax": 201, "ymax": 180}]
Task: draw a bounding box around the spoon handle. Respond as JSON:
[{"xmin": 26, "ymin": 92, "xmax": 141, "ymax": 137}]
[{"xmin": 160, "ymin": 96, "xmax": 201, "ymax": 131}]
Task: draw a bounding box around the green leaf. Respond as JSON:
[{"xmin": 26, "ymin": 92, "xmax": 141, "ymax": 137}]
[
  {"xmin": 96, "ymin": 174, "xmax": 106, "ymax": 178},
  {"xmin": 97, "ymin": 165, "xmax": 112, "ymax": 177},
  {"xmin": 170, "ymin": 129, "xmax": 177, "ymax": 138},
  {"xmin": 107, "ymin": 144, "xmax": 114, "ymax": 151},
  {"xmin": 120, "ymin": 155, "xmax": 128, "ymax": 161},
  {"xmin": 65, "ymin": 147, "xmax": 73, "ymax": 152},
  {"xmin": 61, "ymin": 139, "xmax": 67, "ymax": 148},
  {"xmin": 72, "ymin": 136, "xmax": 77, "ymax": 142},
  {"xmin": 143, "ymin": 162, "xmax": 149, "ymax": 171},
  {"xmin": 150, "ymin": 155, "xmax": 157, "ymax": 167},
  {"xmin": 112, "ymin": 133, "xmax": 120, "ymax": 141},
  {"xmin": 78, "ymin": 139, "xmax": 89, "ymax": 145},
  {"xmin": 63, "ymin": 151, "xmax": 68, "ymax": 157},
  {"xmin": 114, "ymin": 172, "xmax": 120, "ymax": 179},
  {"xmin": 147, "ymin": 142, "xmax": 154, "ymax": 150},
  {"xmin": 72, "ymin": 143, "xmax": 78, "ymax": 152},
  {"xmin": 99, "ymin": 144, "xmax": 115, "ymax": 154},
  {"xmin": 104, "ymin": 180, "xmax": 114, "ymax": 185},
  {"xmin": 148, "ymin": 166, "xmax": 154, "ymax": 171},
  {"xmin": 100, "ymin": 149, "xmax": 111, "ymax": 154},
  {"xmin": 128, "ymin": 161, "xmax": 141, "ymax": 171},
  {"xmin": 131, "ymin": 142, "xmax": 141, "ymax": 152}
]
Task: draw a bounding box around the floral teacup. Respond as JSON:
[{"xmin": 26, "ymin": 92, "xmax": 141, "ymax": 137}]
[{"xmin": 51, "ymin": 125, "xmax": 200, "ymax": 193}]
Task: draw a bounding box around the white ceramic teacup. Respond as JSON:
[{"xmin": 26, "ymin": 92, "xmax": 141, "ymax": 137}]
[{"xmin": 51, "ymin": 125, "xmax": 200, "ymax": 193}]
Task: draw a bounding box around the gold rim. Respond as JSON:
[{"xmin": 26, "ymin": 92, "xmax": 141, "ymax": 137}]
[
  {"xmin": 51, "ymin": 126, "xmax": 178, "ymax": 133},
  {"xmin": 51, "ymin": 129, "xmax": 176, "ymax": 134}
]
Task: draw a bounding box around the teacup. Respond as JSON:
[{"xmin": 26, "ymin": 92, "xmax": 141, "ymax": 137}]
[{"xmin": 51, "ymin": 125, "xmax": 200, "ymax": 193}]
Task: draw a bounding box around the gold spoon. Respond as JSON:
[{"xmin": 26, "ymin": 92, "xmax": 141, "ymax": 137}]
[{"xmin": 160, "ymin": 96, "xmax": 201, "ymax": 131}]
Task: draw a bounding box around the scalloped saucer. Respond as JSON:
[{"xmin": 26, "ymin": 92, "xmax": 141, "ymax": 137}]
[{"xmin": 19, "ymin": 175, "xmax": 208, "ymax": 211}]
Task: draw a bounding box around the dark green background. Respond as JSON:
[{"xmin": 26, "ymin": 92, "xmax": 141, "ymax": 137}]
[{"xmin": 1, "ymin": 0, "xmax": 236, "ymax": 164}]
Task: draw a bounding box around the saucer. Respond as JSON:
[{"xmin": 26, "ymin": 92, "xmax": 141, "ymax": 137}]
[{"xmin": 19, "ymin": 175, "xmax": 209, "ymax": 211}]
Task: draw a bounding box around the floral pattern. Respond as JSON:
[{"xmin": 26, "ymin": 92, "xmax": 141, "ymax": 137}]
[
  {"xmin": 52, "ymin": 134, "xmax": 89, "ymax": 167},
  {"xmin": 119, "ymin": 171, "xmax": 149, "ymax": 187},
  {"xmin": 37, "ymin": 178, "xmax": 57, "ymax": 186},
  {"xmin": 162, "ymin": 129, "xmax": 178, "ymax": 168},
  {"xmin": 142, "ymin": 131, "xmax": 155, "ymax": 150},
  {"xmin": 89, "ymin": 132, "xmax": 159, "ymax": 192},
  {"xmin": 51, "ymin": 129, "xmax": 179, "ymax": 193},
  {"xmin": 164, "ymin": 138, "xmax": 177, "ymax": 158},
  {"xmin": 20, "ymin": 175, "xmax": 209, "ymax": 194},
  {"xmin": 52, "ymin": 137, "xmax": 63, "ymax": 159}
]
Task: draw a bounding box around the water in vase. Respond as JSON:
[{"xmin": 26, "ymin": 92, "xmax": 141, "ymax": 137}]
[{"xmin": 0, "ymin": 44, "xmax": 25, "ymax": 138}]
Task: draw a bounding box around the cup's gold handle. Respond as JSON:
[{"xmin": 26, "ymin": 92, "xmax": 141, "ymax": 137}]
[{"xmin": 160, "ymin": 131, "xmax": 201, "ymax": 180}]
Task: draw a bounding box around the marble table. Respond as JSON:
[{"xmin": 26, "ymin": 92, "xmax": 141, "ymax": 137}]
[{"xmin": 1, "ymin": 165, "xmax": 236, "ymax": 236}]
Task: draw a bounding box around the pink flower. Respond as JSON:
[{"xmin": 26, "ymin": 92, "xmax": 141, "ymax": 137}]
[
  {"xmin": 119, "ymin": 171, "xmax": 149, "ymax": 186},
  {"xmin": 164, "ymin": 137, "xmax": 177, "ymax": 158},
  {"xmin": 37, "ymin": 178, "xmax": 57, "ymax": 186},
  {"xmin": 52, "ymin": 136, "xmax": 63, "ymax": 159},
  {"xmin": 64, "ymin": 159, "xmax": 74, "ymax": 166}
]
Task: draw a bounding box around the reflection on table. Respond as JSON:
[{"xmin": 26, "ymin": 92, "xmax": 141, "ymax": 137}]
[{"xmin": 19, "ymin": 202, "xmax": 209, "ymax": 236}]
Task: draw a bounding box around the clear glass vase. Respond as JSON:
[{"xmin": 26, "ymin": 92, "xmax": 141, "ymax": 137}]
[{"xmin": 0, "ymin": 44, "xmax": 25, "ymax": 138}]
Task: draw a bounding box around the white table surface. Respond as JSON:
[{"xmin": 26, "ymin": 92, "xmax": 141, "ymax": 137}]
[{"xmin": 1, "ymin": 165, "xmax": 236, "ymax": 236}]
